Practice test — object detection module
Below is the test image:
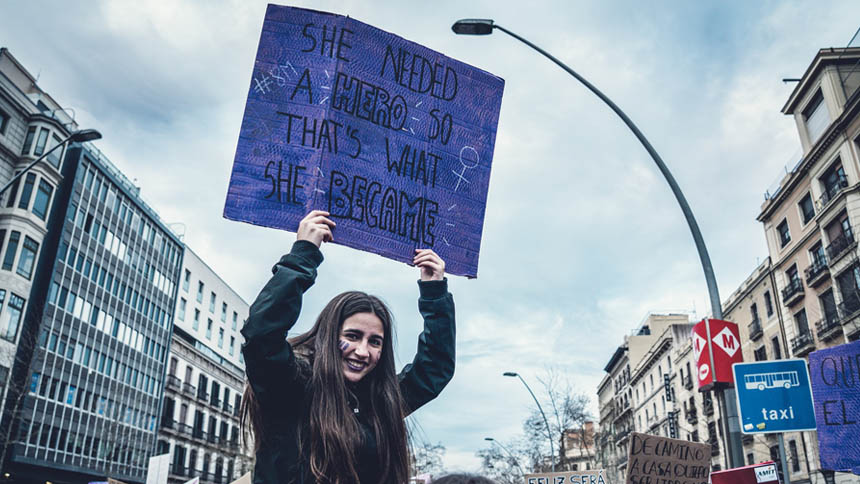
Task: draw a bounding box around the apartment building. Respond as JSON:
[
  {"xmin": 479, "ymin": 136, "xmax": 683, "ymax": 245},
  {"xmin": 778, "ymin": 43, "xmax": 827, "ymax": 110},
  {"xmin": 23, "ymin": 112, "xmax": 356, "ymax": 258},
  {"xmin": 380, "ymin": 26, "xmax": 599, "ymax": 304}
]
[
  {"xmin": 158, "ymin": 248, "xmax": 252, "ymax": 484},
  {"xmin": 595, "ymin": 313, "xmax": 728, "ymax": 482}
]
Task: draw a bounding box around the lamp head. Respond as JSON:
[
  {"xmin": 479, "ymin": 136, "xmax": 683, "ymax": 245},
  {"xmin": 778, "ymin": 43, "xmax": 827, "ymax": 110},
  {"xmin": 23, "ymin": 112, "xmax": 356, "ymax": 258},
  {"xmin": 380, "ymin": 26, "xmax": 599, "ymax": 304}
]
[
  {"xmin": 503, "ymin": 372, "xmax": 518, "ymax": 377},
  {"xmin": 484, "ymin": 437, "xmax": 494, "ymax": 441},
  {"xmin": 70, "ymin": 129, "xmax": 102, "ymax": 143},
  {"xmin": 452, "ymin": 19, "xmax": 495, "ymax": 35}
]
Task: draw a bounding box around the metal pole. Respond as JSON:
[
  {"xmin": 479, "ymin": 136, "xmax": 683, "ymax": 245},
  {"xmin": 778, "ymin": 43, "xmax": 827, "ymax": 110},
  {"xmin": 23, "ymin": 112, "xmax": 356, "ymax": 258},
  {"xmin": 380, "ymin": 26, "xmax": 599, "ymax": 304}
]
[
  {"xmin": 778, "ymin": 433, "xmax": 792, "ymax": 484},
  {"xmin": 514, "ymin": 374, "xmax": 556, "ymax": 472},
  {"xmin": 490, "ymin": 23, "xmax": 746, "ymax": 468}
]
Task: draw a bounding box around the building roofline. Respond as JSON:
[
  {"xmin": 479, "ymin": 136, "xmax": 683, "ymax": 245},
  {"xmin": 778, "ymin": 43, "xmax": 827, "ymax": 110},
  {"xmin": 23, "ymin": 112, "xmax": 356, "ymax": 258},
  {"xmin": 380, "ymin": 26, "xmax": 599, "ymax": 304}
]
[
  {"xmin": 782, "ymin": 47, "xmax": 860, "ymax": 114},
  {"xmin": 185, "ymin": 246, "xmax": 251, "ymax": 308},
  {"xmin": 0, "ymin": 47, "xmax": 78, "ymax": 129},
  {"xmin": 603, "ymin": 345, "xmax": 627, "ymax": 373}
]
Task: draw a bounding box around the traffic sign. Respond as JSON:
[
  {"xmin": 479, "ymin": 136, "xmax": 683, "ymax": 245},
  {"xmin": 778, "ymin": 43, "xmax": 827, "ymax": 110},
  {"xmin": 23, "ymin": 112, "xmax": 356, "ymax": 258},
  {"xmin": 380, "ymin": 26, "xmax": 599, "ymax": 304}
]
[
  {"xmin": 733, "ymin": 359, "xmax": 816, "ymax": 433},
  {"xmin": 693, "ymin": 319, "xmax": 744, "ymax": 390}
]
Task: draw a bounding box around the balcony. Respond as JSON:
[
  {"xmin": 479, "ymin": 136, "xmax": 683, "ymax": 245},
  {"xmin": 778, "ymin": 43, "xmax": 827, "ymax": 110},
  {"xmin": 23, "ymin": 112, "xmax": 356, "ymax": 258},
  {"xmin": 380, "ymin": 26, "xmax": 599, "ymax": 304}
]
[
  {"xmin": 703, "ymin": 399, "xmax": 714, "ymax": 416},
  {"xmin": 682, "ymin": 374, "xmax": 693, "ymax": 390},
  {"xmin": 708, "ymin": 437, "xmax": 720, "ymax": 456},
  {"xmin": 791, "ymin": 330, "xmax": 816, "ymax": 357},
  {"xmin": 826, "ymin": 229, "xmax": 856, "ymax": 263},
  {"xmin": 840, "ymin": 298, "xmax": 860, "ymax": 325},
  {"xmin": 198, "ymin": 391, "xmax": 210, "ymax": 402},
  {"xmin": 616, "ymin": 428, "xmax": 631, "ymax": 442},
  {"xmin": 748, "ymin": 318, "xmax": 763, "ymax": 340},
  {"xmin": 192, "ymin": 429, "xmax": 208, "ymax": 442},
  {"xmin": 160, "ymin": 418, "xmax": 175, "ymax": 430},
  {"xmin": 211, "ymin": 398, "xmax": 222, "ymax": 409},
  {"xmin": 805, "ymin": 259, "xmax": 830, "ymax": 287},
  {"xmin": 166, "ymin": 375, "xmax": 181, "ymax": 391},
  {"xmin": 182, "ymin": 383, "xmax": 197, "ymax": 396},
  {"xmin": 742, "ymin": 434, "xmax": 754, "ymax": 445},
  {"xmin": 781, "ymin": 278, "xmax": 805, "ymax": 307},
  {"xmin": 816, "ymin": 314, "xmax": 843, "ymax": 342},
  {"xmin": 819, "ymin": 175, "xmax": 849, "ymax": 208},
  {"xmin": 686, "ymin": 409, "xmax": 698, "ymax": 425},
  {"xmin": 177, "ymin": 423, "xmax": 193, "ymax": 437},
  {"xmin": 170, "ymin": 464, "xmax": 189, "ymax": 477},
  {"xmin": 223, "ymin": 402, "xmax": 234, "ymax": 414}
]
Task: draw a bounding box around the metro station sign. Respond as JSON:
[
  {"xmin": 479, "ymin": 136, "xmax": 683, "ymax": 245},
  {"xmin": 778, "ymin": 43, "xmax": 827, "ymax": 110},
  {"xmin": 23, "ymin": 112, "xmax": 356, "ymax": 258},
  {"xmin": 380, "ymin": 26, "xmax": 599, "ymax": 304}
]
[{"xmin": 692, "ymin": 318, "xmax": 744, "ymax": 391}]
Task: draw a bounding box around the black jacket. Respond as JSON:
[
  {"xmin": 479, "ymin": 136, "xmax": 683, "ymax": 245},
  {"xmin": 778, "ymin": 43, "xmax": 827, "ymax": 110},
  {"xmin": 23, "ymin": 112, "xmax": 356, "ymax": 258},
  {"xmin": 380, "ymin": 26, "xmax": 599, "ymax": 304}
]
[{"xmin": 241, "ymin": 241, "xmax": 456, "ymax": 483}]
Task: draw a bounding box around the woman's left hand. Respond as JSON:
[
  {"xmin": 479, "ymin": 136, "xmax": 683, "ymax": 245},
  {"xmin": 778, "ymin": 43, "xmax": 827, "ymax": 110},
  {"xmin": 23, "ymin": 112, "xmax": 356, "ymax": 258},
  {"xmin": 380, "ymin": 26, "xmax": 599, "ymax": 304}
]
[{"xmin": 414, "ymin": 249, "xmax": 445, "ymax": 281}]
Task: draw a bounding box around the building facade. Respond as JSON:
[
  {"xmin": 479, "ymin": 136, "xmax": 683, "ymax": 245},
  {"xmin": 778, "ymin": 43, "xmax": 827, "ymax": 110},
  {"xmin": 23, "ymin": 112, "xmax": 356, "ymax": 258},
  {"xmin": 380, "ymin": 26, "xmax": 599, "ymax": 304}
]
[
  {"xmin": 158, "ymin": 248, "xmax": 252, "ymax": 484},
  {"xmin": 594, "ymin": 314, "xmax": 728, "ymax": 483}
]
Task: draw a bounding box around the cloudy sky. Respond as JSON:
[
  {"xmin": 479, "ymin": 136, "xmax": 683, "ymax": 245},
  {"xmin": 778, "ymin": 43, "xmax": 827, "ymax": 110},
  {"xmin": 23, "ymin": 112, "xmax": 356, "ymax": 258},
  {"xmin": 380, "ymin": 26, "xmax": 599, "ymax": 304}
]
[{"xmin": 3, "ymin": 0, "xmax": 860, "ymax": 472}]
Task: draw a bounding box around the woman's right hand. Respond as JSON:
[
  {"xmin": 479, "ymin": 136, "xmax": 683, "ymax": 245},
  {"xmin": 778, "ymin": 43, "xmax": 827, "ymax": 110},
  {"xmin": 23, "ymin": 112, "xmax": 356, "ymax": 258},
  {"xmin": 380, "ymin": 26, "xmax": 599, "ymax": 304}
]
[{"xmin": 297, "ymin": 210, "xmax": 335, "ymax": 248}]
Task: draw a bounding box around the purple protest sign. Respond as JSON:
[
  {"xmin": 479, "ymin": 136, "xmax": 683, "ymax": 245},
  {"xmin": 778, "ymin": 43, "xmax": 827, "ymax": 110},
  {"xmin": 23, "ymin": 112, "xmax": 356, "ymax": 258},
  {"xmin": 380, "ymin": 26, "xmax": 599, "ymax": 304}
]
[
  {"xmin": 223, "ymin": 5, "xmax": 505, "ymax": 277},
  {"xmin": 809, "ymin": 340, "xmax": 860, "ymax": 474}
]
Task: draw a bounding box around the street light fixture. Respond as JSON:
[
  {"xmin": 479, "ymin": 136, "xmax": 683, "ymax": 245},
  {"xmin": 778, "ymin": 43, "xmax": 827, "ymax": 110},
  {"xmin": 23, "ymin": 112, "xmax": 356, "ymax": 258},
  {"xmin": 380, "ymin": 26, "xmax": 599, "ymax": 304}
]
[
  {"xmin": 454, "ymin": 19, "xmax": 744, "ymax": 467},
  {"xmin": 503, "ymin": 371, "xmax": 555, "ymax": 471},
  {"xmin": 484, "ymin": 437, "xmax": 526, "ymax": 476},
  {"xmin": 0, "ymin": 128, "xmax": 102, "ymax": 197}
]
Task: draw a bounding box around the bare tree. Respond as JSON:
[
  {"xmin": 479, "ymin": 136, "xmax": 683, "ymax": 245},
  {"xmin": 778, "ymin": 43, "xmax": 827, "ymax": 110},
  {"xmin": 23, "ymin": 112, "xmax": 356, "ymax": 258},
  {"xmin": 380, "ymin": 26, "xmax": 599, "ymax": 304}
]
[
  {"xmin": 477, "ymin": 368, "xmax": 595, "ymax": 477},
  {"xmin": 0, "ymin": 302, "xmax": 43, "ymax": 474},
  {"xmin": 411, "ymin": 439, "xmax": 446, "ymax": 476}
]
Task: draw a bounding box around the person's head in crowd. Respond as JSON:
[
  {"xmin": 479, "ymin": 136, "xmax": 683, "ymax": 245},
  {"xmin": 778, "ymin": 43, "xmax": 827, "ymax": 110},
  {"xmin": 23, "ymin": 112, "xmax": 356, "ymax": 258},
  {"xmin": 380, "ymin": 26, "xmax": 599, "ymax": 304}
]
[{"xmin": 431, "ymin": 474, "xmax": 497, "ymax": 484}]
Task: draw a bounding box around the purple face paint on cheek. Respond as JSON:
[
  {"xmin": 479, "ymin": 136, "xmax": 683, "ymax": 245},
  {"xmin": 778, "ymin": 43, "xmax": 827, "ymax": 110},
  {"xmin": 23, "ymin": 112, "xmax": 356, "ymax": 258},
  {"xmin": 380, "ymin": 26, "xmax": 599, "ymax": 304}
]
[{"xmin": 338, "ymin": 340, "xmax": 349, "ymax": 352}]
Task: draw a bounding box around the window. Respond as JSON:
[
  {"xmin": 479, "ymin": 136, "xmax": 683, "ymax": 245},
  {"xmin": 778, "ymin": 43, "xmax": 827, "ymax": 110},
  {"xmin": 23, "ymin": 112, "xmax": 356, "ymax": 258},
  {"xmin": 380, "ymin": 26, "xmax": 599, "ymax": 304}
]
[
  {"xmin": 820, "ymin": 162, "xmax": 848, "ymax": 204},
  {"xmin": 2, "ymin": 231, "xmax": 20, "ymax": 271},
  {"xmin": 772, "ymin": 337, "xmax": 782, "ymax": 360},
  {"xmin": 232, "ymin": 311, "xmax": 238, "ymax": 330},
  {"xmin": 33, "ymin": 127, "xmax": 49, "ymax": 156},
  {"xmin": 804, "ymin": 90, "xmax": 829, "ymax": 144},
  {"xmin": 754, "ymin": 346, "xmax": 767, "ymax": 361},
  {"xmin": 777, "ymin": 219, "xmax": 791, "ymax": 247},
  {"xmin": 764, "ymin": 291, "xmax": 774, "ymax": 316},
  {"xmin": 46, "ymin": 134, "xmax": 63, "ymax": 169},
  {"xmin": 1, "ymin": 293, "xmax": 25, "ymax": 342},
  {"xmin": 206, "ymin": 319, "xmax": 212, "ymax": 339},
  {"xmin": 209, "ymin": 292, "xmax": 216, "ymax": 312},
  {"xmin": 788, "ymin": 439, "xmax": 800, "ymax": 472},
  {"xmin": 17, "ymin": 173, "xmax": 36, "ymax": 210},
  {"xmin": 183, "ymin": 270, "xmax": 190, "ymax": 292},
  {"xmin": 193, "ymin": 309, "xmax": 200, "ymax": 331},
  {"xmin": 179, "ymin": 298, "xmax": 186, "ymax": 321},
  {"xmin": 218, "ymin": 328, "xmax": 224, "ymax": 348},
  {"xmin": 795, "ymin": 308, "xmax": 809, "ymax": 335},
  {"xmin": 0, "ymin": 108, "xmax": 9, "ymax": 135},
  {"xmin": 22, "ymin": 126, "xmax": 36, "ymax": 155},
  {"xmin": 798, "ymin": 193, "xmax": 815, "ymax": 224},
  {"xmin": 32, "ymin": 179, "xmax": 54, "ymax": 220},
  {"xmin": 17, "ymin": 236, "xmax": 39, "ymax": 279},
  {"xmin": 229, "ymin": 336, "xmax": 235, "ymax": 356},
  {"xmin": 197, "ymin": 281, "xmax": 204, "ymax": 303},
  {"xmin": 221, "ymin": 302, "xmax": 227, "ymax": 322},
  {"xmin": 810, "ymin": 242, "xmax": 826, "ymax": 268}
]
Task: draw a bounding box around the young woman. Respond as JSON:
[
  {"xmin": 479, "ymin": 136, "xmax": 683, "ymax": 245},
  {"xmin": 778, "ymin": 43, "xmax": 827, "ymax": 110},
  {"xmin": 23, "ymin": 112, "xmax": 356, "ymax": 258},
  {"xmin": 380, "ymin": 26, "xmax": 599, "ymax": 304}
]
[{"xmin": 240, "ymin": 210, "xmax": 456, "ymax": 484}]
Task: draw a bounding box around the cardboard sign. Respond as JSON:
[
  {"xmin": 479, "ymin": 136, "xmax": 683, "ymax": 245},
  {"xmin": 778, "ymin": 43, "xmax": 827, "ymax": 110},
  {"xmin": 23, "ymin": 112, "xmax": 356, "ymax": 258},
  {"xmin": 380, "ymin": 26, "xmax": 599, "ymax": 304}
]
[
  {"xmin": 809, "ymin": 340, "xmax": 860, "ymax": 473},
  {"xmin": 710, "ymin": 462, "xmax": 779, "ymax": 484},
  {"xmin": 228, "ymin": 473, "xmax": 251, "ymax": 484},
  {"xmin": 692, "ymin": 319, "xmax": 743, "ymax": 390},
  {"xmin": 524, "ymin": 470, "xmax": 606, "ymax": 484},
  {"xmin": 224, "ymin": 5, "xmax": 505, "ymax": 277},
  {"xmin": 625, "ymin": 432, "xmax": 710, "ymax": 484}
]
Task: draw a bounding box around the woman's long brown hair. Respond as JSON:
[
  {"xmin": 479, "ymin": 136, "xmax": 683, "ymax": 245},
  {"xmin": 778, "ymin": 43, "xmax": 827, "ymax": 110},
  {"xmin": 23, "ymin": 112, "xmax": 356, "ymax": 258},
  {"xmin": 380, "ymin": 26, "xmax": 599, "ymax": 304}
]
[{"xmin": 240, "ymin": 291, "xmax": 411, "ymax": 484}]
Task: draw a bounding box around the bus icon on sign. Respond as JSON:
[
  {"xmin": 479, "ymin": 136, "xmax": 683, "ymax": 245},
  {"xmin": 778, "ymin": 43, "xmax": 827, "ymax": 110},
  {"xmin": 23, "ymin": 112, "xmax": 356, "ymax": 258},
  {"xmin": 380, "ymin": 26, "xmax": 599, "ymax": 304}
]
[{"xmin": 744, "ymin": 371, "xmax": 799, "ymax": 391}]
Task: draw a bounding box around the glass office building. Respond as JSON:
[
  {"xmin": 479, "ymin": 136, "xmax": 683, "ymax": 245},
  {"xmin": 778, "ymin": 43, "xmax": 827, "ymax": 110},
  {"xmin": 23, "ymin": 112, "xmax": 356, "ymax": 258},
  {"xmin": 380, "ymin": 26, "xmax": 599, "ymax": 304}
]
[{"xmin": 8, "ymin": 144, "xmax": 183, "ymax": 483}]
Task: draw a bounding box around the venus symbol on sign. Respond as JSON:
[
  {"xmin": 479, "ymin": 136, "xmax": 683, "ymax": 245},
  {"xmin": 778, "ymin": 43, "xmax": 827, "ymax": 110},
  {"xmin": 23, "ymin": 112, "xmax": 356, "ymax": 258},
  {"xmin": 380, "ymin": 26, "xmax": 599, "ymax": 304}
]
[{"xmin": 453, "ymin": 146, "xmax": 479, "ymax": 192}]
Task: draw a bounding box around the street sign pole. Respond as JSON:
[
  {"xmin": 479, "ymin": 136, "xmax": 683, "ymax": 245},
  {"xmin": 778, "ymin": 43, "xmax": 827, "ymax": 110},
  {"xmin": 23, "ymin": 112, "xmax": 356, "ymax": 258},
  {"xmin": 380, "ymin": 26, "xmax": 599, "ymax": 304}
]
[{"xmin": 777, "ymin": 434, "xmax": 791, "ymax": 484}]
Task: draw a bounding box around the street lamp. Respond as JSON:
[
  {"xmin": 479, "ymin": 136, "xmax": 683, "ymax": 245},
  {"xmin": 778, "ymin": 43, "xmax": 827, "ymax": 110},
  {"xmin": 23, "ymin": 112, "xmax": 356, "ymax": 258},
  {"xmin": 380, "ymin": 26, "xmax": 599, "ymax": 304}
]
[
  {"xmin": 454, "ymin": 20, "xmax": 744, "ymax": 467},
  {"xmin": 484, "ymin": 437, "xmax": 526, "ymax": 476},
  {"xmin": 0, "ymin": 128, "xmax": 102, "ymax": 197},
  {"xmin": 503, "ymin": 371, "xmax": 555, "ymax": 471}
]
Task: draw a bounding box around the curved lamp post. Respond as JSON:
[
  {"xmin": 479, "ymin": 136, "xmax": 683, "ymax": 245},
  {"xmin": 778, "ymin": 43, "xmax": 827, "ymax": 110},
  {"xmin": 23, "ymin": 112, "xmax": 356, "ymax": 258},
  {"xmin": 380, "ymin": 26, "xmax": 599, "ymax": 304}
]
[
  {"xmin": 484, "ymin": 437, "xmax": 526, "ymax": 476},
  {"xmin": 503, "ymin": 372, "xmax": 555, "ymax": 471},
  {"xmin": 0, "ymin": 128, "xmax": 102, "ymax": 197},
  {"xmin": 454, "ymin": 19, "xmax": 744, "ymax": 468}
]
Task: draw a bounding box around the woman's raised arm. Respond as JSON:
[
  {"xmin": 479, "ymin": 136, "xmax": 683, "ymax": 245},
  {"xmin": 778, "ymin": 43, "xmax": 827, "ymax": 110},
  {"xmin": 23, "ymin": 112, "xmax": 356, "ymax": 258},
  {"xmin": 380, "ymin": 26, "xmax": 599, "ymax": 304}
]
[{"xmin": 240, "ymin": 211, "xmax": 334, "ymax": 408}]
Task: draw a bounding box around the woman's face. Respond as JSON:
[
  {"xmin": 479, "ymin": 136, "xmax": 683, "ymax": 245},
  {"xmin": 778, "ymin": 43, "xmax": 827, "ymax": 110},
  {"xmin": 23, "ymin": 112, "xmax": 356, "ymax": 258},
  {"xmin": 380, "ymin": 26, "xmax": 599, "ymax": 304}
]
[{"xmin": 338, "ymin": 312, "xmax": 385, "ymax": 383}]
